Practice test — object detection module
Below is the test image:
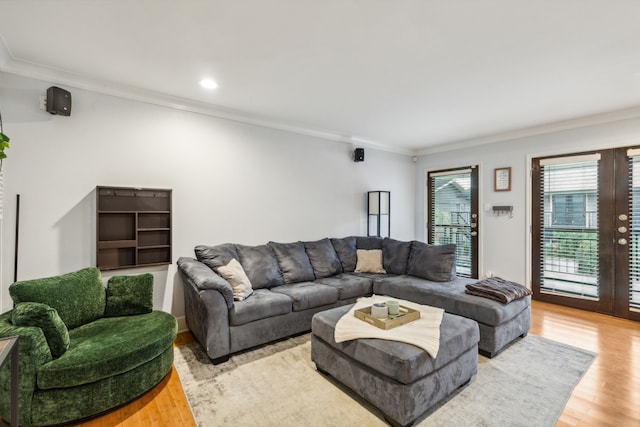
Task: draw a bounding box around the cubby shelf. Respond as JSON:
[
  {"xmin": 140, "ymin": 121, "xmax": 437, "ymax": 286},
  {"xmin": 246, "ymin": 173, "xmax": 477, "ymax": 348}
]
[{"xmin": 96, "ymin": 186, "xmax": 172, "ymax": 270}]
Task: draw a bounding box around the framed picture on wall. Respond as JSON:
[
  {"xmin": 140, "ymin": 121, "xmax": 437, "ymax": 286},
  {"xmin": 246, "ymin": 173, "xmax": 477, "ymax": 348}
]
[{"xmin": 494, "ymin": 167, "xmax": 511, "ymax": 192}]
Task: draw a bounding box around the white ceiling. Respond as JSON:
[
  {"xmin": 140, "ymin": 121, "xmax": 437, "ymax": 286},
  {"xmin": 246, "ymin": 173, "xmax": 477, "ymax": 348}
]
[{"xmin": 1, "ymin": 0, "xmax": 640, "ymax": 154}]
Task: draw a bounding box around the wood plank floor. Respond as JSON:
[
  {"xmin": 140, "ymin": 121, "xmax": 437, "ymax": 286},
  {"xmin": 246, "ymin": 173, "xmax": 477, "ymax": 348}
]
[{"xmin": 72, "ymin": 300, "xmax": 640, "ymax": 426}]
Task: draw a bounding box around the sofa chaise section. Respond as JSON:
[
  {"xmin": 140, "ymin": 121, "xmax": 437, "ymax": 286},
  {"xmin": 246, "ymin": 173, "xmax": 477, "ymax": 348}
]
[{"xmin": 373, "ymin": 275, "xmax": 530, "ymax": 357}]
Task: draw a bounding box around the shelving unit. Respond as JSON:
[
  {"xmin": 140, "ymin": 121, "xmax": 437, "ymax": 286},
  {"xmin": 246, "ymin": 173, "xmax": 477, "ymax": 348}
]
[{"xmin": 96, "ymin": 186, "xmax": 172, "ymax": 270}]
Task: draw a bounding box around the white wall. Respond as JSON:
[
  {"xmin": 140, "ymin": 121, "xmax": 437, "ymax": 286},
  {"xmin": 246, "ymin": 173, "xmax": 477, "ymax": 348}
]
[
  {"xmin": 0, "ymin": 72, "xmax": 416, "ymax": 321},
  {"xmin": 416, "ymin": 115, "xmax": 640, "ymax": 286}
]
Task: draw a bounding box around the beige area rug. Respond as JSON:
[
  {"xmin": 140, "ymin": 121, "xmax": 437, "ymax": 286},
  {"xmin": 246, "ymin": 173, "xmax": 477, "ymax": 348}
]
[{"xmin": 174, "ymin": 334, "xmax": 595, "ymax": 427}]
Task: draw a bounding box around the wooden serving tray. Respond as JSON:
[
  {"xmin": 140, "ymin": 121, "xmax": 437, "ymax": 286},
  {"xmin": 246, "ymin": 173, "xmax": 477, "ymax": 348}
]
[{"xmin": 354, "ymin": 305, "xmax": 421, "ymax": 330}]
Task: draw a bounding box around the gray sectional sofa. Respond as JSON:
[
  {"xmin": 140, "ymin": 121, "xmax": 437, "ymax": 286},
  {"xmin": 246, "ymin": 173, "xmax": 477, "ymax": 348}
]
[{"xmin": 177, "ymin": 236, "xmax": 530, "ymax": 363}]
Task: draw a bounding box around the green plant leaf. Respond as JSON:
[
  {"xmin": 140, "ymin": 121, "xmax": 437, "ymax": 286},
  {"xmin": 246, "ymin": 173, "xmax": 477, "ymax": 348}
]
[
  {"xmin": 0, "ymin": 132, "xmax": 9, "ymax": 143},
  {"xmin": 0, "ymin": 152, "xmax": 7, "ymax": 159}
]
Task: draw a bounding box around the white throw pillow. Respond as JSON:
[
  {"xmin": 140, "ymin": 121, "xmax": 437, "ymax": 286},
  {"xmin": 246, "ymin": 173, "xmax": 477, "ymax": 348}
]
[
  {"xmin": 217, "ymin": 259, "xmax": 253, "ymax": 301},
  {"xmin": 354, "ymin": 249, "xmax": 387, "ymax": 274}
]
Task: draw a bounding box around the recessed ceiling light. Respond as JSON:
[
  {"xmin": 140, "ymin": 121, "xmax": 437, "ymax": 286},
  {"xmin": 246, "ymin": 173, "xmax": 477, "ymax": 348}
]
[{"xmin": 199, "ymin": 79, "xmax": 218, "ymax": 89}]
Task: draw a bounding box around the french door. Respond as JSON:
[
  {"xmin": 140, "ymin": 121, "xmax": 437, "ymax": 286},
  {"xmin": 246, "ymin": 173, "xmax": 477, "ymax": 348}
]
[
  {"xmin": 427, "ymin": 166, "xmax": 479, "ymax": 278},
  {"xmin": 532, "ymin": 147, "xmax": 640, "ymax": 320}
]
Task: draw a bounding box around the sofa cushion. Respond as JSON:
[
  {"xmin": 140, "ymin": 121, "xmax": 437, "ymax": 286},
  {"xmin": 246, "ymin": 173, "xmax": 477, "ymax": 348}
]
[
  {"xmin": 270, "ymin": 283, "xmax": 339, "ymax": 311},
  {"xmin": 236, "ymin": 244, "xmax": 284, "ymax": 289},
  {"xmin": 228, "ymin": 289, "xmax": 292, "ymax": 326},
  {"xmin": 37, "ymin": 310, "xmax": 177, "ymax": 389},
  {"xmin": 269, "ymin": 241, "xmax": 316, "ymax": 283},
  {"xmin": 314, "ymin": 274, "xmax": 373, "ymax": 300},
  {"xmin": 356, "ymin": 236, "xmax": 383, "ymax": 250},
  {"xmin": 195, "ymin": 243, "xmax": 238, "ymax": 270},
  {"xmin": 407, "ymin": 241, "xmax": 457, "ymax": 282},
  {"xmin": 330, "ymin": 236, "xmax": 357, "ymax": 272},
  {"xmin": 12, "ymin": 302, "xmax": 70, "ymax": 358},
  {"xmin": 9, "ymin": 267, "xmax": 106, "ymax": 330},
  {"xmin": 382, "ymin": 238, "xmax": 412, "ymax": 275},
  {"xmin": 354, "ymin": 249, "xmax": 387, "ymax": 273},
  {"xmin": 104, "ymin": 273, "xmax": 154, "ymax": 317},
  {"xmin": 303, "ymin": 238, "xmax": 343, "ymax": 279},
  {"xmin": 216, "ymin": 259, "xmax": 253, "ymax": 301}
]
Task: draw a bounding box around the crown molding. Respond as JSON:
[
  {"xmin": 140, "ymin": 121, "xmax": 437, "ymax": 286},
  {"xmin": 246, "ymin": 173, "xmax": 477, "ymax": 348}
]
[
  {"xmin": 417, "ymin": 106, "xmax": 640, "ymax": 156},
  {"xmin": 0, "ymin": 43, "xmax": 414, "ymax": 156}
]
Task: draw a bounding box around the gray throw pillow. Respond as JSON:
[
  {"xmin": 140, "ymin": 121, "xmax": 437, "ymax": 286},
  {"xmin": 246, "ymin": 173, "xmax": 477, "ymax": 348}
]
[
  {"xmin": 356, "ymin": 236, "xmax": 383, "ymax": 250},
  {"xmin": 303, "ymin": 238, "xmax": 343, "ymax": 279},
  {"xmin": 195, "ymin": 243, "xmax": 238, "ymax": 271},
  {"xmin": 236, "ymin": 244, "xmax": 284, "ymax": 289},
  {"xmin": 407, "ymin": 241, "xmax": 457, "ymax": 282},
  {"xmin": 382, "ymin": 238, "xmax": 411, "ymax": 275},
  {"xmin": 330, "ymin": 236, "xmax": 357, "ymax": 272},
  {"xmin": 269, "ymin": 241, "xmax": 316, "ymax": 283}
]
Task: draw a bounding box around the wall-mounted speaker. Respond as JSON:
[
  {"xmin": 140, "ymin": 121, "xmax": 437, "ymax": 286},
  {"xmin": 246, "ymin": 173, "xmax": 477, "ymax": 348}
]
[
  {"xmin": 46, "ymin": 86, "xmax": 72, "ymax": 116},
  {"xmin": 354, "ymin": 148, "xmax": 365, "ymax": 162}
]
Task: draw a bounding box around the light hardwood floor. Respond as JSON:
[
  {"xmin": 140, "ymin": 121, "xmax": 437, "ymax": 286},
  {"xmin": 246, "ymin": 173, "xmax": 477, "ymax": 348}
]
[{"xmin": 73, "ymin": 300, "xmax": 640, "ymax": 426}]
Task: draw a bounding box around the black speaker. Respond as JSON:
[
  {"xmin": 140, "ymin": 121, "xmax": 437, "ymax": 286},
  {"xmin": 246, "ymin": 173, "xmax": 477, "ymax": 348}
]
[
  {"xmin": 46, "ymin": 86, "xmax": 72, "ymax": 116},
  {"xmin": 354, "ymin": 148, "xmax": 365, "ymax": 162}
]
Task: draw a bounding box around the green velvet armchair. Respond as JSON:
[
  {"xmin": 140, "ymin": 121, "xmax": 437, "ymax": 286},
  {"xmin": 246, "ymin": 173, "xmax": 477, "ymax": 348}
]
[{"xmin": 0, "ymin": 267, "xmax": 177, "ymax": 426}]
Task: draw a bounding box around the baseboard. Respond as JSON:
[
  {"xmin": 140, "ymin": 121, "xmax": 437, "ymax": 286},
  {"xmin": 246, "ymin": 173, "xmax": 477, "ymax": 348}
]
[{"xmin": 176, "ymin": 316, "xmax": 189, "ymax": 333}]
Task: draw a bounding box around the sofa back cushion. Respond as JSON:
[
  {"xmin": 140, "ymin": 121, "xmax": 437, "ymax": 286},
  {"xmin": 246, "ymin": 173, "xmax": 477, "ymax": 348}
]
[
  {"xmin": 356, "ymin": 236, "xmax": 383, "ymax": 250},
  {"xmin": 236, "ymin": 244, "xmax": 284, "ymax": 289},
  {"xmin": 330, "ymin": 236, "xmax": 357, "ymax": 272},
  {"xmin": 382, "ymin": 238, "xmax": 412, "ymax": 275},
  {"xmin": 9, "ymin": 267, "xmax": 106, "ymax": 329},
  {"xmin": 406, "ymin": 241, "xmax": 457, "ymax": 282},
  {"xmin": 195, "ymin": 243, "xmax": 238, "ymax": 270},
  {"xmin": 304, "ymin": 238, "xmax": 343, "ymax": 278},
  {"xmin": 268, "ymin": 241, "xmax": 316, "ymax": 283}
]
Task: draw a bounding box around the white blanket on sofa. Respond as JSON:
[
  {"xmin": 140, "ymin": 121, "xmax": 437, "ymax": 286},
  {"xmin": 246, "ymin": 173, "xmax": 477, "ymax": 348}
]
[{"xmin": 334, "ymin": 295, "xmax": 444, "ymax": 358}]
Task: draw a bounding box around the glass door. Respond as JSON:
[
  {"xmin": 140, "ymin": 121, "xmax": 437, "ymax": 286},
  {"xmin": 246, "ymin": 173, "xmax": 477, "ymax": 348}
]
[
  {"xmin": 427, "ymin": 166, "xmax": 479, "ymax": 278},
  {"xmin": 532, "ymin": 147, "xmax": 640, "ymax": 320}
]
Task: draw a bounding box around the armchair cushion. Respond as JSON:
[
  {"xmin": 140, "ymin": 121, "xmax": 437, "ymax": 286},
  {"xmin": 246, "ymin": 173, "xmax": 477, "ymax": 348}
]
[
  {"xmin": 12, "ymin": 302, "xmax": 70, "ymax": 358},
  {"xmin": 9, "ymin": 267, "xmax": 106, "ymax": 330},
  {"xmin": 105, "ymin": 273, "xmax": 154, "ymax": 317}
]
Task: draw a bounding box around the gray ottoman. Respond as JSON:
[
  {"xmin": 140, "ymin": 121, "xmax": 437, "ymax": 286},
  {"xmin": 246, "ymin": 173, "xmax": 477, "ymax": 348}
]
[{"xmin": 311, "ymin": 304, "xmax": 479, "ymax": 427}]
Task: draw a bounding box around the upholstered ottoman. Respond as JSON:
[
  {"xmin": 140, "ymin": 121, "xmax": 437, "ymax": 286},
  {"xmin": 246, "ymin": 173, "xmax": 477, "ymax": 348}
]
[{"xmin": 311, "ymin": 304, "xmax": 479, "ymax": 427}]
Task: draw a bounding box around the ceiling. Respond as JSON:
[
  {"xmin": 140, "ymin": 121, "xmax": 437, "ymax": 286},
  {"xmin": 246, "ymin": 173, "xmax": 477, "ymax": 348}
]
[{"xmin": 1, "ymin": 0, "xmax": 640, "ymax": 154}]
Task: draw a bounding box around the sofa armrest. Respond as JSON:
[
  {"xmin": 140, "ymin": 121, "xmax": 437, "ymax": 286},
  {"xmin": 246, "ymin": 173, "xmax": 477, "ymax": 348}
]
[
  {"xmin": 177, "ymin": 257, "xmax": 234, "ymax": 309},
  {"xmin": 180, "ymin": 272, "xmax": 231, "ymax": 361},
  {"xmin": 0, "ymin": 311, "xmax": 54, "ymax": 425}
]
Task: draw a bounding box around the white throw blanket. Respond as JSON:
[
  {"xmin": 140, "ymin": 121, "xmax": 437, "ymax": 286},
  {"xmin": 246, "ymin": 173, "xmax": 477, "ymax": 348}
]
[{"xmin": 334, "ymin": 295, "xmax": 445, "ymax": 358}]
